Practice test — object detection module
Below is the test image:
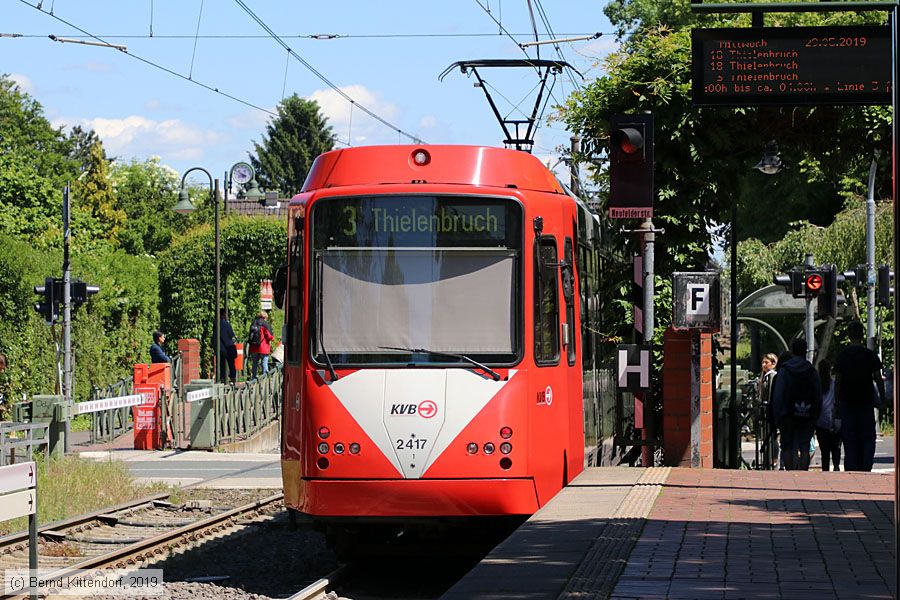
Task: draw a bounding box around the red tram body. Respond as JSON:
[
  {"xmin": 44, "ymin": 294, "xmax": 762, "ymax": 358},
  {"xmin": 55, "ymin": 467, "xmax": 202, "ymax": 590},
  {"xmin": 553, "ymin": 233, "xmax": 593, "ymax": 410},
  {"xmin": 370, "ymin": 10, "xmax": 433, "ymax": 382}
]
[{"xmin": 281, "ymin": 145, "xmax": 608, "ymax": 523}]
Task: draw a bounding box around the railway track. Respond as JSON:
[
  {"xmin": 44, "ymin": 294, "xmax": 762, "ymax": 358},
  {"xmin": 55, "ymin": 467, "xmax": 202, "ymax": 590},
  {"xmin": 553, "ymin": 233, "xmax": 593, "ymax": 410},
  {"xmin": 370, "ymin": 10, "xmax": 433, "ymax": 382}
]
[{"xmin": 0, "ymin": 490, "xmax": 282, "ymax": 597}]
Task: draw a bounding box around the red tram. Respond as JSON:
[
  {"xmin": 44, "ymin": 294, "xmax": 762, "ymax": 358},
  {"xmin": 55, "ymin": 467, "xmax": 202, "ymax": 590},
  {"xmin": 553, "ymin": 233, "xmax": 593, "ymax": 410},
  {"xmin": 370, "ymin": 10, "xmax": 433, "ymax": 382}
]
[{"xmin": 280, "ymin": 145, "xmax": 608, "ymax": 525}]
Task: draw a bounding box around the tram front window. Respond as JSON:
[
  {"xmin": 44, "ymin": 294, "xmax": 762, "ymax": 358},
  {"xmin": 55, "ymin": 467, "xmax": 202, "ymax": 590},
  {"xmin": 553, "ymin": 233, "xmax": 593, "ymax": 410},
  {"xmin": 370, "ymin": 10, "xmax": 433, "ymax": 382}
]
[{"xmin": 311, "ymin": 196, "xmax": 522, "ymax": 366}]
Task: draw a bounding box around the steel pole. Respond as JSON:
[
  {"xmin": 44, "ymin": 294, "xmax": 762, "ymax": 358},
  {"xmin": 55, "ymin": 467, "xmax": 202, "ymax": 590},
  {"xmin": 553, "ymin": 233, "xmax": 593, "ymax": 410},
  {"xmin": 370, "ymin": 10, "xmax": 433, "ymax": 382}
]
[
  {"xmin": 730, "ymin": 200, "xmax": 739, "ymax": 469},
  {"xmin": 891, "ymin": 6, "xmax": 899, "ymax": 594},
  {"xmin": 62, "ymin": 185, "xmax": 72, "ymax": 453},
  {"xmin": 214, "ymin": 179, "xmax": 221, "ymax": 384},
  {"xmin": 805, "ymin": 253, "xmax": 816, "ymax": 363},
  {"xmin": 642, "ymin": 218, "xmax": 655, "ymax": 466},
  {"xmin": 867, "ymin": 158, "xmax": 878, "ymax": 351}
]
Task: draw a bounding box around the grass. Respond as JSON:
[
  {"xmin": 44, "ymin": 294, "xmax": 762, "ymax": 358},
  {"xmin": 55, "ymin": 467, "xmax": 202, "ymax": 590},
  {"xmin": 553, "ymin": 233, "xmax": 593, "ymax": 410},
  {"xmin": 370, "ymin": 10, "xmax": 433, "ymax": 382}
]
[{"xmin": 0, "ymin": 455, "xmax": 173, "ymax": 536}]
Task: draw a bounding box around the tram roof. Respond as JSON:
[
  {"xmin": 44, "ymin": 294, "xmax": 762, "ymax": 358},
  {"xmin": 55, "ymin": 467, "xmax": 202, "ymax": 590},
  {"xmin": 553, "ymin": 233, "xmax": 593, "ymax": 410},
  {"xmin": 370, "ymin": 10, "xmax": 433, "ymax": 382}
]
[{"xmin": 299, "ymin": 145, "xmax": 566, "ymax": 196}]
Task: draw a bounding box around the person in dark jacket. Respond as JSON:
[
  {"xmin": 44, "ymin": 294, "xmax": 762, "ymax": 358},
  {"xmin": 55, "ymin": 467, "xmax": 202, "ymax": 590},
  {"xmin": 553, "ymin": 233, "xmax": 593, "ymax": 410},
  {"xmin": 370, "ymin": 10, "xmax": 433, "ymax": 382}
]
[
  {"xmin": 772, "ymin": 338, "xmax": 822, "ymax": 471},
  {"xmin": 218, "ymin": 309, "xmax": 238, "ymax": 384},
  {"xmin": 149, "ymin": 331, "xmax": 171, "ymax": 364},
  {"xmin": 835, "ymin": 320, "xmax": 885, "ymax": 471}
]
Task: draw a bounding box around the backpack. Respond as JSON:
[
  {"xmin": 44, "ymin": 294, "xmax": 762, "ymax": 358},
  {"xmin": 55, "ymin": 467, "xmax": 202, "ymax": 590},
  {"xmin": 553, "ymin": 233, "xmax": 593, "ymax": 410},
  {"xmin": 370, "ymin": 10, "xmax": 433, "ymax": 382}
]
[
  {"xmin": 248, "ymin": 322, "xmax": 262, "ymax": 346},
  {"xmin": 784, "ymin": 368, "xmax": 817, "ymax": 420}
]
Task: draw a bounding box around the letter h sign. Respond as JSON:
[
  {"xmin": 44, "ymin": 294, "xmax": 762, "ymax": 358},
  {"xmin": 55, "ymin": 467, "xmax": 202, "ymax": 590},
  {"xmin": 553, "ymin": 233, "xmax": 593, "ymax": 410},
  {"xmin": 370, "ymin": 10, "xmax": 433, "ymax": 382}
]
[{"xmin": 616, "ymin": 344, "xmax": 651, "ymax": 392}]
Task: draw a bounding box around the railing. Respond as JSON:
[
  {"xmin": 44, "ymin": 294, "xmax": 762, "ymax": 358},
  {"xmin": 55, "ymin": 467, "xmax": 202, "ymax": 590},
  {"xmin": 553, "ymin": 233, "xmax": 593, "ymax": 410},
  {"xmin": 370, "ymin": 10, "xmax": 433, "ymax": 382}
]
[
  {"xmin": 215, "ymin": 364, "xmax": 283, "ymax": 445},
  {"xmin": 161, "ymin": 354, "xmax": 186, "ymax": 449},
  {"xmin": 0, "ymin": 422, "xmax": 49, "ymax": 466}
]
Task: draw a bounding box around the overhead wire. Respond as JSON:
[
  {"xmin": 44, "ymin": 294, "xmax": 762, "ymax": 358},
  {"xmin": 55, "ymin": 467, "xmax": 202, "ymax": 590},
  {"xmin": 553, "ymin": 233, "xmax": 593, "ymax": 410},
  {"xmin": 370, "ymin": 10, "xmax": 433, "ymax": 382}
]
[
  {"xmin": 533, "ymin": 0, "xmax": 581, "ymax": 92},
  {"xmin": 188, "ymin": 0, "xmax": 204, "ymax": 80},
  {"xmin": 233, "ymin": 0, "xmax": 423, "ymax": 144},
  {"xmin": 14, "ymin": 0, "xmax": 284, "ymax": 122},
  {"xmin": 5, "ymin": 31, "xmax": 603, "ymax": 40}
]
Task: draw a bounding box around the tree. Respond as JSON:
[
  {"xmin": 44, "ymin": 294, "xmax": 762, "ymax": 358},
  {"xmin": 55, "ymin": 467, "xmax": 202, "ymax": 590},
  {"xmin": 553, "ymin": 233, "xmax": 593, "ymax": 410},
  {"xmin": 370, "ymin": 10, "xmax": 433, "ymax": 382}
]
[
  {"xmin": 250, "ymin": 95, "xmax": 335, "ymax": 196},
  {"xmin": 71, "ymin": 141, "xmax": 125, "ymax": 249},
  {"xmin": 68, "ymin": 125, "xmax": 106, "ymax": 173},
  {"xmin": 111, "ymin": 157, "xmax": 189, "ymax": 255}
]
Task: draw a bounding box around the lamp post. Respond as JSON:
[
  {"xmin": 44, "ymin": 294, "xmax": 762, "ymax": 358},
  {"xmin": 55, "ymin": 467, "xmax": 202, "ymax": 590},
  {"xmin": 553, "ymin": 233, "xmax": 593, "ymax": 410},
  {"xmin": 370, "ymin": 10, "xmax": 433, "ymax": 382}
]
[
  {"xmin": 730, "ymin": 141, "xmax": 782, "ymax": 468},
  {"xmin": 174, "ymin": 168, "xmax": 222, "ymax": 382}
]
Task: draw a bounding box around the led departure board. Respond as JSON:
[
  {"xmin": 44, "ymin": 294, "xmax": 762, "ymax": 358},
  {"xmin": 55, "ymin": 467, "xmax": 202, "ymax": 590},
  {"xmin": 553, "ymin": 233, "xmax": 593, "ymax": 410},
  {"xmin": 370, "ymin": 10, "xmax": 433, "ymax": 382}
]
[{"xmin": 692, "ymin": 26, "xmax": 891, "ymax": 106}]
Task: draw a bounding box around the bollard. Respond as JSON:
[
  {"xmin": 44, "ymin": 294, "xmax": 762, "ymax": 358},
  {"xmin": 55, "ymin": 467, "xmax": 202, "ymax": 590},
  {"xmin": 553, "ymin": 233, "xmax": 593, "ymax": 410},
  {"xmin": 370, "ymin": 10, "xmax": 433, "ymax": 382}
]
[{"xmin": 30, "ymin": 395, "xmax": 66, "ymax": 459}]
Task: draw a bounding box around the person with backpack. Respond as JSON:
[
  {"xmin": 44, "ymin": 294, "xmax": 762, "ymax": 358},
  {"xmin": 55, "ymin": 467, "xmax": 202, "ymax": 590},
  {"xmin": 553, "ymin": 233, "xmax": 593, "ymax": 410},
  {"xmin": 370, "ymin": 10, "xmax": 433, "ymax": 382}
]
[
  {"xmin": 834, "ymin": 320, "xmax": 885, "ymax": 472},
  {"xmin": 815, "ymin": 359, "xmax": 841, "ymax": 471},
  {"xmin": 248, "ymin": 310, "xmax": 275, "ymax": 379},
  {"xmin": 772, "ymin": 338, "xmax": 822, "ymax": 471}
]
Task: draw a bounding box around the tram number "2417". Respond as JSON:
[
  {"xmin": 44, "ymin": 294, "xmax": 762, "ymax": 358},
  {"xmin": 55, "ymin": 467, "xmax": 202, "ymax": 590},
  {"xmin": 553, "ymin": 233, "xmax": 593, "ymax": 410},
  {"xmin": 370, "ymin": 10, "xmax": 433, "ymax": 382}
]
[{"xmin": 396, "ymin": 438, "xmax": 428, "ymax": 450}]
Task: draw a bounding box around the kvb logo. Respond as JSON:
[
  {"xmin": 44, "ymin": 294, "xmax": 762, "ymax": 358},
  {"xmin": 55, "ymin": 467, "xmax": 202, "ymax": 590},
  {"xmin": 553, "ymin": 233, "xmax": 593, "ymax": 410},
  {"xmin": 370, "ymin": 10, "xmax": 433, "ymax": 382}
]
[
  {"xmin": 418, "ymin": 400, "xmax": 438, "ymax": 419},
  {"xmin": 536, "ymin": 385, "xmax": 553, "ymax": 406},
  {"xmin": 390, "ymin": 403, "xmax": 418, "ymax": 415}
]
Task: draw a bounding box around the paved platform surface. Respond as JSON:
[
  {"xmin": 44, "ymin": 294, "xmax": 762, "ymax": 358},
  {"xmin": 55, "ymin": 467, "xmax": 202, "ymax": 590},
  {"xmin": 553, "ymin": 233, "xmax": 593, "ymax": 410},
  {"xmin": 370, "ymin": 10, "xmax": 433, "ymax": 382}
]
[{"xmin": 443, "ymin": 467, "xmax": 895, "ymax": 600}]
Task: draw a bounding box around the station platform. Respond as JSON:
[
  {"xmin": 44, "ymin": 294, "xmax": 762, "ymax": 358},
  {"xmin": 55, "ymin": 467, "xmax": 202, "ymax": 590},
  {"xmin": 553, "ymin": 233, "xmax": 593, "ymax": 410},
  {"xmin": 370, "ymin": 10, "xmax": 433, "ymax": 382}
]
[{"xmin": 441, "ymin": 466, "xmax": 895, "ymax": 600}]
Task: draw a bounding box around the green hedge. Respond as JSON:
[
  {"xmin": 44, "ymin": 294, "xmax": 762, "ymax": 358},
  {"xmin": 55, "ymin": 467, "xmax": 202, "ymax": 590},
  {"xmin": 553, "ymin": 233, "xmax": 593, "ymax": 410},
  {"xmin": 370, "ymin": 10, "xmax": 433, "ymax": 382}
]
[
  {"xmin": 0, "ymin": 236, "xmax": 159, "ymax": 414},
  {"xmin": 158, "ymin": 217, "xmax": 287, "ymax": 374}
]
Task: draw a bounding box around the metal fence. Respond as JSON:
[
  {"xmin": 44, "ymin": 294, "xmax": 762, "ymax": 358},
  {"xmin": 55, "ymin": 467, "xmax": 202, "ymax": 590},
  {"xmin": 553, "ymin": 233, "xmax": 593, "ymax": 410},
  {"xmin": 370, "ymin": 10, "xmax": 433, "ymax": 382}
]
[
  {"xmin": 0, "ymin": 422, "xmax": 49, "ymax": 466},
  {"xmin": 215, "ymin": 364, "xmax": 282, "ymax": 445}
]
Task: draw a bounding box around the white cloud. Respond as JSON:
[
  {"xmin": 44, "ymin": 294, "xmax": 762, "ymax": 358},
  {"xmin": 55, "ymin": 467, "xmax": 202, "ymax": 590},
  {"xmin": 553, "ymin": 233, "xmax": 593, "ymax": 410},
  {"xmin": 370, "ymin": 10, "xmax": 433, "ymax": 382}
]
[
  {"xmin": 419, "ymin": 115, "xmax": 438, "ymax": 129},
  {"xmin": 307, "ymin": 85, "xmax": 404, "ymax": 145},
  {"xmin": 53, "ymin": 115, "xmax": 229, "ymax": 162},
  {"xmin": 8, "ymin": 73, "xmax": 34, "ymax": 94}
]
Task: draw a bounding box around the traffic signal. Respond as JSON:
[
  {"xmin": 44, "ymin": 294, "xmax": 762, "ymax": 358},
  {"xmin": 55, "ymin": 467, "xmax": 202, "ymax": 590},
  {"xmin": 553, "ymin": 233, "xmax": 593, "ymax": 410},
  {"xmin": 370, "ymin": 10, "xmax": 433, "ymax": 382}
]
[
  {"xmin": 33, "ymin": 277, "xmax": 58, "ymax": 324},
  {"xmin": 71, "ymin": 280, "xmax": 100, "ymax": 309},
  {"xmin": 817, "ymin": 264, "xmax": 843, "ymax": 319},
  {"xmin": 774, "ymin": 270, "xmax": 804, "ymax": 298},
  {"xmin": 609, "ymin": 113, "xmax": 654, "ymax": 215},
  {"xmin": 804, "ymin": 270, "xmax": 824, "ymax": 298},
  {"xmin": 877, "ymin": 265, "xmax": 894, "ymax": 307}
]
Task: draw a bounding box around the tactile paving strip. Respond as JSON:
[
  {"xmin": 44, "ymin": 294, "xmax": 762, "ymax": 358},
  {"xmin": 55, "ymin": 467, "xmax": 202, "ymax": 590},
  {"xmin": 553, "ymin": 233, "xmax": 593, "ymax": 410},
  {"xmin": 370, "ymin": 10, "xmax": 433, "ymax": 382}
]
[{"xmin": 556, "ymin": 467, "xmax": 671, "ymax": 599}]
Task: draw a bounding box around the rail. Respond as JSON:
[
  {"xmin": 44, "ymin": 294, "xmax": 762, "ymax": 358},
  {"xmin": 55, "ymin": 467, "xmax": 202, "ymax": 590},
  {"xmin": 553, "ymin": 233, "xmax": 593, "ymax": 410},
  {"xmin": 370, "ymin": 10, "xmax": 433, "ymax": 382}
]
[
  {"xmin": 216, "ymin": 364, "xmax": 283, "ymax": 445},
  {"xmin": 0, "ymin": 422, "xmax": 49, "ymax": 466}
]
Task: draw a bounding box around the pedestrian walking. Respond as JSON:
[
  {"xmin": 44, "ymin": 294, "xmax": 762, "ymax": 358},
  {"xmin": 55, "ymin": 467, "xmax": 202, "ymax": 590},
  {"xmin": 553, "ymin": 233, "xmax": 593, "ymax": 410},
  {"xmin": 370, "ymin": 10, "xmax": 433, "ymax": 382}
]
[
  {"xmin": 815, "ymin": 359, "xmax": 841, "ymax": 471},
  {"xmin": 248, "ymin": 311, "xmax": 274, "ymax": 379},
  {"xmin": 219, "ymin": 309, "xmax": 238, "ymax": 384},
  {"xmin": 758, "ymin": 353, "xmax": 779, "ymax": 469},
  {"xmin": 149, "ymin": 330, "xmax": 171, "ymax": 364},
  {"xmin": 835, "ymin": 321, "xmax": 885, "ymax": 472},
  {"xmin": 772, "ymin": 338, "xmax": 822, "ymax": 471}
]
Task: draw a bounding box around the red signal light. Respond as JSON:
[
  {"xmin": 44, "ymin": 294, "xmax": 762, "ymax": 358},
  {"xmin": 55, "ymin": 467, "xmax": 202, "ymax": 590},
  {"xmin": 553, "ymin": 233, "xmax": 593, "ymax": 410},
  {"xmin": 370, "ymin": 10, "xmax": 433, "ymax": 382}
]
[{"xmin": 806, "ymin": 274, "xmax": 823, "ymax": 293}]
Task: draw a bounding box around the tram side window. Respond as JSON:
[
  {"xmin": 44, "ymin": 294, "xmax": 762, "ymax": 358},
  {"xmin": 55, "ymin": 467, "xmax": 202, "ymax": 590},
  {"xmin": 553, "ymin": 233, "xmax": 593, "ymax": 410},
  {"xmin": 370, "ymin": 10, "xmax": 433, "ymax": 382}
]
[
  {"xmin": 578, "ymin": 243, "xmax": 593, "ymax": 368},
  {"xmin": 534, "ymin": 237, "xmax": 559, "ymax": 366},
  {"xmin": 563, "ymin": 237, "xmax": 576, "ymax": 366},
  {"xmin": 286, "ymin": 230, "xmax": 303, "ymax": 364}
]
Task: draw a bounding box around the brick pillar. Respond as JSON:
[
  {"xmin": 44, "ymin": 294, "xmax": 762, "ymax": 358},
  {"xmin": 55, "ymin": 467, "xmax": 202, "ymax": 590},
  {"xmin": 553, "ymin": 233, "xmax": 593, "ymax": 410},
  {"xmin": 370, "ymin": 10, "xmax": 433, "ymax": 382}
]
[
  {"xmin": 663, "ymin": 328, "xmax": 715, "ymax": 468},
  {"xmin": 663, "ymin": 329, "xmax": 692, "ymax": 466},
  {"xmin": 178, "ymin": 338, "xmax": 201, "ymax": 389}
]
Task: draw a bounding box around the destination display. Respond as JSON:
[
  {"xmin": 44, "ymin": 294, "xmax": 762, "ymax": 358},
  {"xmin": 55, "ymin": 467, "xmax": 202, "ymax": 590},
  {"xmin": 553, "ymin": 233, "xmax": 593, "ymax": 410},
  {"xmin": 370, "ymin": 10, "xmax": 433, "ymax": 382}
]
[{"xmin": 692, "ymin": 26, "xmax": 891, "ymax": 106}]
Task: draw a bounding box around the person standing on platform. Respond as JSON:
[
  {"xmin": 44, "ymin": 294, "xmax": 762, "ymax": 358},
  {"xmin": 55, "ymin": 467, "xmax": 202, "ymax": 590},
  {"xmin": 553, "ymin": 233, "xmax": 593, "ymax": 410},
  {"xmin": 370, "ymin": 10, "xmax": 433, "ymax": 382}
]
[
  {"xmin": 835, "ymin": 321, "xmax": 885, "ymax": 472},
  {"xmin": 149, "ymin": 330, "xmax": 171, "ymax": 364},
  {"xmin": 248, "ymin": 311, "xmax": 274, "ymax": 379},
  {"xmin": 219, "ymin": 309, "xmax": 238, "ymax": 384},
  {"xmin": 772, "ymin": 338, "xmax": 822, "ymax": 471},
  {"xmin": 815, "ymin": 359, "xmax": 841, "ymax": 471},
  {"xmin": 758, "ymin": 353, "xmax": 779, "ymax": 469}
]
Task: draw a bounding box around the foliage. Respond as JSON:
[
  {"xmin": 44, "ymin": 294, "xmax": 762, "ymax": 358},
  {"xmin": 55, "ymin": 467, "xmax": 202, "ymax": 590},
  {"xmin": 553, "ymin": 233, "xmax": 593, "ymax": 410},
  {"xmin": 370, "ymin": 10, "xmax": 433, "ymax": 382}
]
[
  {"xmin": 111, "ymin": 157, "xmax": 191, "ymax": 255},
  {"xmin": 0, "ymin": 236, "xmax": 160, "ymax": 414},
  {"xmin": 250, "ymin": 94, "xmax": 335, "ymax": 196},
  {"xmin": 71, "ymin": 141, "xmax": 125, "ymax": 249},
  {"xmin": 158, "ymin": 217, "xmax": 287, "ymax": 373}
]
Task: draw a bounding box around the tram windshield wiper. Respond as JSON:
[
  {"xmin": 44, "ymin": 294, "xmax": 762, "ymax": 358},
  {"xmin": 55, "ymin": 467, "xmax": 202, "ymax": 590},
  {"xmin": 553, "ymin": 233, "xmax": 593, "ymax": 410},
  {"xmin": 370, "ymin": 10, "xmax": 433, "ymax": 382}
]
[{"xmin": 379, "ymin": 346, "xmax": 502, "ymax": 381}]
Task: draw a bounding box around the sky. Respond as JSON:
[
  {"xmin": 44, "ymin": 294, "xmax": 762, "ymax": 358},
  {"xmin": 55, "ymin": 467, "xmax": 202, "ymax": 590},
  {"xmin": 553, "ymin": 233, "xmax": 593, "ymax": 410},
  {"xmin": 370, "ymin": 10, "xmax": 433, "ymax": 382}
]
[{"xmin": 3, "ymin": 1, "xmax": 618, "ymax": 191}]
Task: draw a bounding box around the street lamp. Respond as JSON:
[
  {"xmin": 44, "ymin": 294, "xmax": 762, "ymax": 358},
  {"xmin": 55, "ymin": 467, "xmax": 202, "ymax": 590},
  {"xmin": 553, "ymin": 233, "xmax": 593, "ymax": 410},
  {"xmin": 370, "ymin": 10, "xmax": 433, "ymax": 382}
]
[
  {"xmin": 731, "ymin": 141, "xmax": 782, "ymax": 467},
  {"xmin": 174, "ymin": 167, "xmax": 223, "ymax": 383}
]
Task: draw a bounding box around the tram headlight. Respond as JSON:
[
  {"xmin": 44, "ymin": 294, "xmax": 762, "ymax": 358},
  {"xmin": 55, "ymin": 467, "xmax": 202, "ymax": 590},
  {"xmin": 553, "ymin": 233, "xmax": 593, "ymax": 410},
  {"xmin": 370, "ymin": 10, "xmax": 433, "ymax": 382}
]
[
  {"xmin": 317, "ymin": 457, "xmax": 329, "ymax": 470},
  {"xmin": 500, "ymin": 426, "xmax": 513, "ymax": 439},
  {"xmin": 318, "ymin": 426, "xmax": 330, "ymax": 439},
  {"xmin": 466, "ymin": 442, "xmax": 479, "ymax": 454},
  {"xmin": 349, "ymin": 443, "xmax": 361, "ymax": 454},
  {"xmin": 334, "ymin": 442, "xmax": 345, "ymax": 454},
  {"xmin": 483, "ymin": 442, "xmax": 495, "ymax": 455},
  {"xmin": 317, "ymin": 442, "xmax": 329, "ymax": 454},
  {"xmin": 412, "ymin": 149, "xmax": 431, "ymax": 166},
  {"xmin": 499, "ymin": 457, "xmax": 512, "ymax": 470},
  {"xmin": 500, "ymin": 442, "xmax": 512, "ymax": 455}
]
